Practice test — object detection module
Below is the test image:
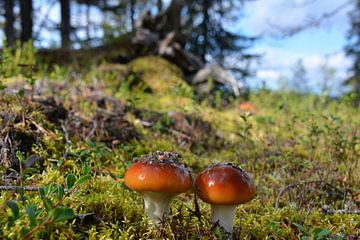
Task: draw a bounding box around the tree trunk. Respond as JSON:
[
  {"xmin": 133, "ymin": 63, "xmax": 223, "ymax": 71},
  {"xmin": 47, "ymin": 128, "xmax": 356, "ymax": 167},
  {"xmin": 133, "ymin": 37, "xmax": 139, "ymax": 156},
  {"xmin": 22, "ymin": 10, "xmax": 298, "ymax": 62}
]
[
  {"xmin": 86, "ymin": 3, "xmax": 90, "ymax": 46},
  {"xmin": 201, "ymin": 0, "xmax": 210, "ymax": 62},
  {"xmin": 168, "ymin": 0, "xmax": 183, "ymax": 34},
  {"xmin": 20, "ymin": 0, "xmax": 33, "ymax": 43},
  {"xmin": 354, "ymin": 75, "xmax": 360, "ymax": 106},
  {"xmin": 157, "ymin": 0, "xmax": 163, "ymax": 12},
  {"xmin": 60, "ymin": 0, "xmax": 71, "ymax": 49},
  {"xmin": 130, "ymin": 0, "xmax": 136, "ymax": 31},
  {"xmin": 4, "ymin": 0, "xmax": 16, "ymax": 47}
]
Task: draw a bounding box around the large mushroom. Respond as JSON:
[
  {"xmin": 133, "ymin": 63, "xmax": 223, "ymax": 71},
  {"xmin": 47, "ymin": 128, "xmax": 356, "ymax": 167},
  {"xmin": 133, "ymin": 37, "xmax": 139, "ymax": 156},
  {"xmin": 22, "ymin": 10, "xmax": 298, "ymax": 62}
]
[
  {"xmin": 195, "ymin": 163, "xmax": 255, "ymax": 235},
  {"xmin": 124, "ymin": 151, "xmax": 192, "ymax": 225}
]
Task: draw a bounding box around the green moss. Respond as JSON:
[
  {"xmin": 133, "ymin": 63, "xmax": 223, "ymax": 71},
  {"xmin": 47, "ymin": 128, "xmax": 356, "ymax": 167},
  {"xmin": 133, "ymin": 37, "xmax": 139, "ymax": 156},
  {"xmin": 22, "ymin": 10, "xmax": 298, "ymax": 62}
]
[
  {"xmin": 1, "ymin": 56, "xmax": 360, "ymax": 239},
  {"xmin": 130, "ymin": 56, "xmax": 191, "ymax": 95}
]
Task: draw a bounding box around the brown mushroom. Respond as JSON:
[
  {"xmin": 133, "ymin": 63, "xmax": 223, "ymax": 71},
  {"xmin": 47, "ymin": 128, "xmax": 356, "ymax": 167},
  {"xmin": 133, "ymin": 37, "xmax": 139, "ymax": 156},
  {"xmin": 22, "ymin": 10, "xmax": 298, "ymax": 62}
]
[
  {"xmin": 124, "ymin": 151, "xmax": 192, "ymax": 224},
  {"xmin": 195, "ymin": 163, "xmax": 255, "ymax": 234}
]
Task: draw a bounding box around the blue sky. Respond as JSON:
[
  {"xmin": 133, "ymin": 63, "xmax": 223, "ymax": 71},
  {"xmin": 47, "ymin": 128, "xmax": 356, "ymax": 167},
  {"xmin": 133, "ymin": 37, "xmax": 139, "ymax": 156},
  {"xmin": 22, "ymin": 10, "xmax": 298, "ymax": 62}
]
[{"xmin": 240, "ymin": 0, "xmax": 354, "ymax": 95}]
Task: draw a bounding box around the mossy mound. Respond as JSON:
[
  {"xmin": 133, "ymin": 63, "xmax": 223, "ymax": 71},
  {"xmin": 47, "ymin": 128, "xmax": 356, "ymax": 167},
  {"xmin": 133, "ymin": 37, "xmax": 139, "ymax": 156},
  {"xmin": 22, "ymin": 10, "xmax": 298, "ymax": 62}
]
[{"xmin": 130, "ymin": 56, "xmax": 191, "ymax": 95}]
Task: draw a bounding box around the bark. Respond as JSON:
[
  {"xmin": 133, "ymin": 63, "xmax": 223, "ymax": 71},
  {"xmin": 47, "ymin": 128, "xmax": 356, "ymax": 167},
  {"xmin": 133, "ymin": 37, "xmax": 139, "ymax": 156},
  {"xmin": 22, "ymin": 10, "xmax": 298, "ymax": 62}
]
[
  {"xmin": 157, "ymin": 0, "xmax": 163, "ymax": 12},
  {"xmin": 201, "ymin": 0, "xmax": 210, "ymax": 62},
  {"xmin": 4, "ymin": 0, "xmax": 16, "ymax": 47},
  {"xmin": 20, "ymin": 0, "xmax": 33, "ymax": 43},
  {"xmin": 167, "ymin": 0, "xmax": 183, "ymax": 34},
  {"xmin": 60, "ymin": 0, "xmax": 71, "ymax": 49},
  {"xmin": 130, "ymin": 0, "xmax": 136, "ymax": 31}
]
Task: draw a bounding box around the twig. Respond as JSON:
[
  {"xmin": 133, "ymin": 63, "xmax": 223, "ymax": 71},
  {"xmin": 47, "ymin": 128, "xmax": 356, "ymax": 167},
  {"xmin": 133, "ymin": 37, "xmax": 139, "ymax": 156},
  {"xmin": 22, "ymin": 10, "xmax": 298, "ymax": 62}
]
[
  {"xmin": 269, "ymin": 0, "xmax": 353, "ymax": 38},
  {"xmin": 0, "ymin": 185, "xmax": 39, "ymax": 191},
  {"xmin": 322, "ymin": 205, "xmax": 360, "ymax": 215},
  {"xmin": 86, "ymin": 120, "xmax": 98, "ymax": 140},
  {"xmin": 33, "ymin": 0, "xmax": 57, "ymax": 40},
  {"xmin": 0, "ymin": 185, "xmax": 72, "ymax": 193},
  {"xmin": 23, "ymin": 218, "xmax": 53, "ymax": 240}
]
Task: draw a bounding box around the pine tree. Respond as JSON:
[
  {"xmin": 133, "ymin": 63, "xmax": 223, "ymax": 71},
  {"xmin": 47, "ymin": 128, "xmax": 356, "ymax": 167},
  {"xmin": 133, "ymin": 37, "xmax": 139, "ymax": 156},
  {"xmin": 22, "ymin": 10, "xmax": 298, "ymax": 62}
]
[
  {"xmin": 20, "ymin": 0, "xmax": 33, "ymax": 43},
  {"xmin": 290, "ymin": 59, "xmax": 309, "ymax": 94},
  {"xmin": 345, "ymin": 0, "xmax": 360, "ymax": 106},
  {"xmin": 3, "ymin": 0, "xmax": 16, "ymax": 47},
  {"xmin": 60, "ymin": 0, "xmax": 72, "ymax": 49},
  {"xmin": 184, "ymin": 0, "xmax": 256, "ymax": 77}
]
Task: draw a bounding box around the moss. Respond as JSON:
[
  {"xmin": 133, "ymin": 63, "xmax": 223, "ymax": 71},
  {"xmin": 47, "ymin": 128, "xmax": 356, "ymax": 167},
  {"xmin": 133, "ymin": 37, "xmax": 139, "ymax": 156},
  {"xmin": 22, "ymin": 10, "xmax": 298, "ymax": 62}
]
[
  {"xmin": 130, "ymin": 56, "xmax": 192, "ymax": 95},
  {"xmin": 1, "ymin": 56, "xmax": 360, "ymax": 239}
]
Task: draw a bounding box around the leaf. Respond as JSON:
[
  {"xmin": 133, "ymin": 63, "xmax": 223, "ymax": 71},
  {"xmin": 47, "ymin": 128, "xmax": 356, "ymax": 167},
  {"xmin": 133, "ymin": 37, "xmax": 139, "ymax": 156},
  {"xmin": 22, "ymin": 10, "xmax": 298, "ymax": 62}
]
[
  {"xmin": 16, "ymin": 187, "xmax": 27, "ymax": 203},
  {"xmin": 48, "ymin": 184, "xmax": 58, "ymax": 195},
  {"xmin": 76, "ymin": 175, "xmax": 91, "ymax": 185},
  {"xmin": 48, "ymin": 207, "xmax": 74, "ymax": 222},
  {"xmin": 7, "ymin": 201, "xmax": 19, "ymax": 219},
  {"xmin": 42, "ymin": 197, "xmax": 54, "ymax": 211},
  {"xmin": 22, "ymin": 168, "xmax": 37, "ymax": 176},
  {"xmin": 66, "ymin": 174, "xmax": 77, "ymax": 189},
  {"xmin": 38, "ymin": 187, "xmax": 46, "ymax": 199},
  {"xmin": 0, "ymin": 83, "xmax": 6, "ymax": 91},
  {"xmin": 56, "ymin": 160, "xmax": 64, "ymax": 168},
  {"xmin": 26, "ymin": 205, "xmax": 37, "ymax": 227},
  {"xmin": 16, "ymin": 151, "xmax": 25, "ymax": 163},
  {"xmin": 17, "ymin": 89, "xmax": 25, "ymax": 97},
  {"xmin": 20, "ymin": 226, "xmax": 31, "ymax": 237},
  {"xmin": 7, "ymin": 216, "xmax": 15, "ymax": 228},
  {"xmin": 57, "ymin": 185, "xmax": 65, "ymax": 200},
  {"xmin": 314, "ymin": 228, "xmax": 332, "ymax": 238},
  {"xmin": 82, "ymin": 164, "xmax": 91, "ymax": 175},
  {"xmin": 293, "ymin": 223, "xmax": 307, "ymax": 233}
]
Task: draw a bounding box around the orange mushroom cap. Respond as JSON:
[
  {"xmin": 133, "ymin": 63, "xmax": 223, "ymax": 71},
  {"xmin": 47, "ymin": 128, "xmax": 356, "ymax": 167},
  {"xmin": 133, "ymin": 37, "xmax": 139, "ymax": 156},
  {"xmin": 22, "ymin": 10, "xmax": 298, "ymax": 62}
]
[
  {"xmin": 124, "ymin": 152, "xmax": 192, "ymax": 193},
  {"xmin": 195, "ymin": 163, "xmax": 256, "ymax": 205}
]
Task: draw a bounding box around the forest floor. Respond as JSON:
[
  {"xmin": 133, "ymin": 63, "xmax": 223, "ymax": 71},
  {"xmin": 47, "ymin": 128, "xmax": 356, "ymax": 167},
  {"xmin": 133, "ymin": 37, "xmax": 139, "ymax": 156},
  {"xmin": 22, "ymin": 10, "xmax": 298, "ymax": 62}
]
[{"xmin": 0, "ymin": 55, "xmax": 359, "ymax": 239}]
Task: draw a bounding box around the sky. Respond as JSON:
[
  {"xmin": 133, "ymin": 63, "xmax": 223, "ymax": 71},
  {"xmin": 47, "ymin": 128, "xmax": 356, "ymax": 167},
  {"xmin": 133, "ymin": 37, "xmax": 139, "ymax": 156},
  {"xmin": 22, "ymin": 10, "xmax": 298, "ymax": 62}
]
[{"xmin": 240, "ymin": 0, "xmax": 354, "ymax": 95}]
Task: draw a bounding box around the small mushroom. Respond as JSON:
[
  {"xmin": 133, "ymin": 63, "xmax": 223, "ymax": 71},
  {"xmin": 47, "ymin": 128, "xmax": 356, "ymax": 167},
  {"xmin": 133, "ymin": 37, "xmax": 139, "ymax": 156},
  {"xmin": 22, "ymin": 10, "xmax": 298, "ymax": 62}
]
[
  {"xmin": 195, "ymin": 163, "xmax": 255, "ymax": 235},
  {"xmin": 124, "ymin": 151, "xmax": 192, "ymax": 224}
]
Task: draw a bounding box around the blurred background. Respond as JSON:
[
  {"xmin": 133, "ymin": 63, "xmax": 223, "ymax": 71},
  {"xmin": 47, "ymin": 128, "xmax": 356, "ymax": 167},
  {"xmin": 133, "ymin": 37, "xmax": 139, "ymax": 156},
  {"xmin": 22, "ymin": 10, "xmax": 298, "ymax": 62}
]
[{"xmin": 0, "ymin": 0, "xmax": 359, "ymax": 105}]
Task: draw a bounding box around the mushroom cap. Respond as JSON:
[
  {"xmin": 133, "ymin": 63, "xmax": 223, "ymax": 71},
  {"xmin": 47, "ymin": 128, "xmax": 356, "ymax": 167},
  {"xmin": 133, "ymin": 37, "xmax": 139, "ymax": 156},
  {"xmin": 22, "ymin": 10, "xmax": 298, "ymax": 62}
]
[
  {"xmin": 195, "ymin": 163, "xmax": 255, "ymax": 205},
  {"xmin": 124, "ymin": 151, "xmax": 192, "ymax": 193}
]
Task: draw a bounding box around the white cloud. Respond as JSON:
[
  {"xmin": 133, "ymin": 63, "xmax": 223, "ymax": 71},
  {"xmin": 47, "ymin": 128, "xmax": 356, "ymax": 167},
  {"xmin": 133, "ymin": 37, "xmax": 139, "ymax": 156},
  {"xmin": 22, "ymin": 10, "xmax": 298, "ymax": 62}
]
[
  {"xmin": 250, "ymin": 46, "xmax": 352, "ymax": 94},
  {"xmin": 242, "ymin": 0, "xmax": 353, "ymax": 36},
  {"xmin": 257, "ymin": 70, "xmax": 283, "ymax": 80},
  {"xmin": 239, "ymin": 0, "xmax": 354, "ymax": 95}
]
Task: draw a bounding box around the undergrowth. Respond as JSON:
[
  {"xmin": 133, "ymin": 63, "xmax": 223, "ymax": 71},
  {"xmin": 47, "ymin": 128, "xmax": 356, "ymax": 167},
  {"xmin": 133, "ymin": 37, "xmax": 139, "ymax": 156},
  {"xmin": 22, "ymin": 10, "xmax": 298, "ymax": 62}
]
[{"xmin": 0, "ymin": 44, "xmax": 359, "ymax": 239}]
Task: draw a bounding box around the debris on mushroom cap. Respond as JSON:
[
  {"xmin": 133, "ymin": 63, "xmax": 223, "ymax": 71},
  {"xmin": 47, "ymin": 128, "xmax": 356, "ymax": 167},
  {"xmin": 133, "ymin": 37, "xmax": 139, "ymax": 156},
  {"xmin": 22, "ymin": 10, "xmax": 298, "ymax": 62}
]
[
  {"xmin": 195, "ymin": 162, "xmax": 256, "ymax": 205},
  {"xmin": 133, "ymin": 151, "xmax": 183, "ymax": 165},
  {"xmin": 124, "ymin": 151, "xmax": 192, "ymax": 193}
]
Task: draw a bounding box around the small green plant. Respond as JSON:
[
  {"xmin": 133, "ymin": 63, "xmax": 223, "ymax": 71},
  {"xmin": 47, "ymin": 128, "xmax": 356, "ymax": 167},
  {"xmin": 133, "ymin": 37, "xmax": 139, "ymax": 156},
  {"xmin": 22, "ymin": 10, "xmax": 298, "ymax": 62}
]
[
  {"xmin": 126, "ymin": 95, "xmax": 142, "ymax": 108},
  {"xmin": 0, "ymin": 40, "xmax": 9, "ymax": 94},
  {"xmin": 0, "ymin": 80, "xmax": 6, "ymax": 91},
  {"xmin": 236, "ymin": 112, "xmax": 253, "ymax": 140},
  {"xmin": 15, "ymin": 151, "xmax": 37, "ymax": 185},
  {"xmin": 19, "ymin": 41, "xmax": 37, "ymax": 100},
  {"xmin": 0, "ymin": 39, "xmax": 14, "ymax": 78},
  {"xmin": 293, "ymin": 223, "xmax": 344, "ymax": 240},
  {"xmin": 154, "ymin": 113, "xmax": 173, "ymax": 133},
  {"xmin": 2, "ymin": 173, "xmax": 90, "ymax": 239}
]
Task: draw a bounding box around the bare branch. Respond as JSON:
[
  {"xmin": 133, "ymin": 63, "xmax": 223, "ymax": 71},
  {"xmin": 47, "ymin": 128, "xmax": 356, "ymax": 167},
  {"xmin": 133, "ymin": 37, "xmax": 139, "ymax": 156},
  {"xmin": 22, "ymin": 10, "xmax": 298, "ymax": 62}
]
[
  {"xmin": 0, "ymin": 185, "xmax": 39, "ymax": 191},
  {"xmin": 269, "ymin": 0, "xmax": 353, "ymax": 38}
]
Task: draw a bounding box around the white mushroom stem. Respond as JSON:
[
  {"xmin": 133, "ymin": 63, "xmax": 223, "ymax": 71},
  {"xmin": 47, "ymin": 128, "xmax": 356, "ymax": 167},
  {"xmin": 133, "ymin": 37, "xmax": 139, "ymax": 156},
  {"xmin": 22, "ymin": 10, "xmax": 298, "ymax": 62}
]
[
  {"xmin": 142, "ymin": 191, "xmax": 175, "ymax": 225},
  {"xmin": 211, "ymin": 204, "xmax": 238, "ymax": 234}
]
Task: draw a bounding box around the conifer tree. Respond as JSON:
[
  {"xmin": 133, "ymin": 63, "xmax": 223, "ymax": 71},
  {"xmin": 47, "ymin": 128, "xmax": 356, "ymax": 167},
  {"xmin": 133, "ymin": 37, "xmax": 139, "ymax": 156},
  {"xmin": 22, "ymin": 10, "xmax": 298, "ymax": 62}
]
[{"xmin": 345, "ymin": 0, "xmax": 360, "ymax": 106}]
